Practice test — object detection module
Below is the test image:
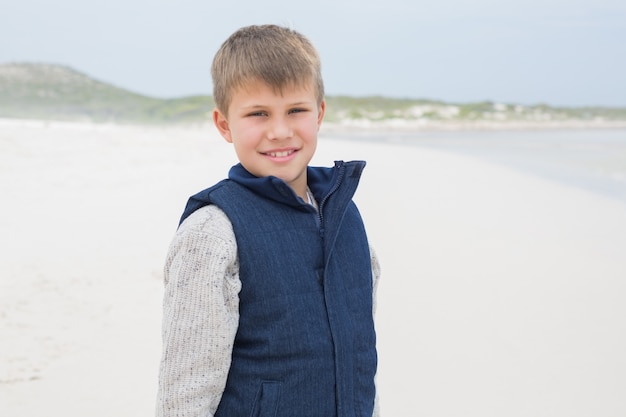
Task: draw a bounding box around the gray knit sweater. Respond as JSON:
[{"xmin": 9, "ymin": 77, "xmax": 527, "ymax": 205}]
[{"xmin": 156, "ymin": 204, "xmax": 381, "ymax": 417}]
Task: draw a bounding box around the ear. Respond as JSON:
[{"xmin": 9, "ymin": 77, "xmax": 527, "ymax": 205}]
[
  {"xmin": 213, "ymin": 108, "xmax": 233, "ymax": 143},
  {"xmin": 317, "ymin": 100, "xmax": 326, "ymax": 129}
]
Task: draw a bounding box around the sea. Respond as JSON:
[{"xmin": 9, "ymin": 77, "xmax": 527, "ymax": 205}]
[{"xmin": 327, "ymin": 128, "xmax": 626, "ymax": 204}]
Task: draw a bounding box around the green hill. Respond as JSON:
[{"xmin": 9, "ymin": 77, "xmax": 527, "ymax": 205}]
[
  {"xmin": 1, "ymin": 62, "xmax": 625, "ymax": 126},
  {"xmin": 0, "ymin": 63, "xmax": 214, "ymax": 124}
]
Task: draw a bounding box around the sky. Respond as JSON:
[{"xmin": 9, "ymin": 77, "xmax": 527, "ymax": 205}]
[{"xmin": 1, "ymin": 0, "xmax": 625, "ymax": 107}]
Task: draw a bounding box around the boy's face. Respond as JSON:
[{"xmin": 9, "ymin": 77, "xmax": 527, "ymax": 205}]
[{"xmin": 213, "ymin": 81, "xmax": 325, "ymax": 199}]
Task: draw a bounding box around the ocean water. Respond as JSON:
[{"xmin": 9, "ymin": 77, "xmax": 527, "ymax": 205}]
[{"xmin": 326, "ymin": 128, "xmax": 626, "ymax": 204}]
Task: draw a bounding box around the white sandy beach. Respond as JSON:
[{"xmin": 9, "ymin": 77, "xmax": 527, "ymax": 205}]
[{"xmin": 1, "ymin": 120, "xmax": 625, "ymax": 416}]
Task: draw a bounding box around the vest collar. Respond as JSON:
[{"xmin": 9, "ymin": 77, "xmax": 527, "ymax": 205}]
[{"xmin": 228, "ymin": 160, "xmax": 366, "ymax": 209}]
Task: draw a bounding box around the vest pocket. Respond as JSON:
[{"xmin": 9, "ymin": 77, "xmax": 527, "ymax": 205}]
[{"xmin": 249, "ymin": 380, "xmax": 282, "ymax": 417}]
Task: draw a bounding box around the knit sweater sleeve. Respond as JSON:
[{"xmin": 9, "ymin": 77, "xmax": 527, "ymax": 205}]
[
  {"xmin": 370, "ymin": 246, "xmax": 381, "ymax": 316},
  {"xmin": 157, "ymin": 205, "xmax": 240, "ymax": 417},
  {"xmin": 370, "ymin": 245, "xmax": 382, "ymax": 417}
]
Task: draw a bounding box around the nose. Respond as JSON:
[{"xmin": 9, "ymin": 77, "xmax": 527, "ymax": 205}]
[{"xmin": 266, "ymin": 116, "xmax": 292, "ymax": 141}]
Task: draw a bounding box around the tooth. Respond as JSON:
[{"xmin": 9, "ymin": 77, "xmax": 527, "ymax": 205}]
[{"xmin": 269, "ymin": 151, "xmax": 291, "ymax": 157}]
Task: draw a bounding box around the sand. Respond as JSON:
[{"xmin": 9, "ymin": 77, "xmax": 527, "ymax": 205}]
[{"xmin": 1, "ymin": 119, "xmax": 625, "ymax": 416}]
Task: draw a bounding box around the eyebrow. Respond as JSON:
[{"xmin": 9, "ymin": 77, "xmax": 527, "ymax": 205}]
[
  {"xmin": 289, "ymin": 101, "xmax": 315, "ymax": 106},
  {"xmin": 241, "ymin": 100, "xmax": 315, "ymax": 110}
]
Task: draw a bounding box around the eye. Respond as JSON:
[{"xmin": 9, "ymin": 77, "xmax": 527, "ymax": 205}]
[
  {"xmin": 247, "ymin": 111, "xmax": 267, "ymax": 117},
  {"xmin": 289, "ymin": 108, "xmax": 307, "ymax": 114}
]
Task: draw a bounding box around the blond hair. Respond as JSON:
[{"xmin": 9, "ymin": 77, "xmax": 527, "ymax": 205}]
[{"xmin": 211, "ymin": 25, "xmax": 324, "ymax": 115}]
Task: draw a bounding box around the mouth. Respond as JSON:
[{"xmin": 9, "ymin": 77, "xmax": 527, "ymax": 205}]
[{"xmin": 263, "ymin": 149, "xmax": 297, "ymax": 158}]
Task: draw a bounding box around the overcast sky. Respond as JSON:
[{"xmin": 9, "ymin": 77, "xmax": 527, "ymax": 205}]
[{"xmin": 2, "ymin": 0, "xmax": 625, "ymax": 107}]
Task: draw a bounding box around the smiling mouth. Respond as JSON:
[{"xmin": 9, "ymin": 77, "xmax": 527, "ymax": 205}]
[{"xmin": 264, "ymin": 150, "xmax": 295, "ymax": 158}]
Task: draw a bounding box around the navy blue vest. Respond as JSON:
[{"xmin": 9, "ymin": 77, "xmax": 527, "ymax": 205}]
[{"xmin": 179, "ymin": 161, "xmax": 377, "ymax": 417}]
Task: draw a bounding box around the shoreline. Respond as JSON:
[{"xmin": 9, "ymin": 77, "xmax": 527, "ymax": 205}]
[
  {"xmin": 2, "ymin": 117, "xmax": 626, "ymax": 133},
  {"xmin": 321, "ymin": 119, "xmax": 626, "ymax": 133}
]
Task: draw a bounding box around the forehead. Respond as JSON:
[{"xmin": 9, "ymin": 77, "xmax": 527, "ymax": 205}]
[{"xmin": 230, "ymin": 80, "xmax": 317, "ymax": 105}]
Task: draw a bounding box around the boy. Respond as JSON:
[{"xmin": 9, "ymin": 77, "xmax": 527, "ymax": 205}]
[{"xmin": 157, "ymin": 24, "xmax": 380, "ymax": 417}]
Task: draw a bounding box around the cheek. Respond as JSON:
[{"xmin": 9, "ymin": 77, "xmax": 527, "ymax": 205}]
[
  {"xmin": 232, "ymin": 122, "xmax": 260, "ymax": 142},
  {"xmin": 301, "ymin": 119, "xmax": 321, "ymax": 140},
  {"xmin": 232, "ymin": 126, "xmax": 264, "ymax": 154}
]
